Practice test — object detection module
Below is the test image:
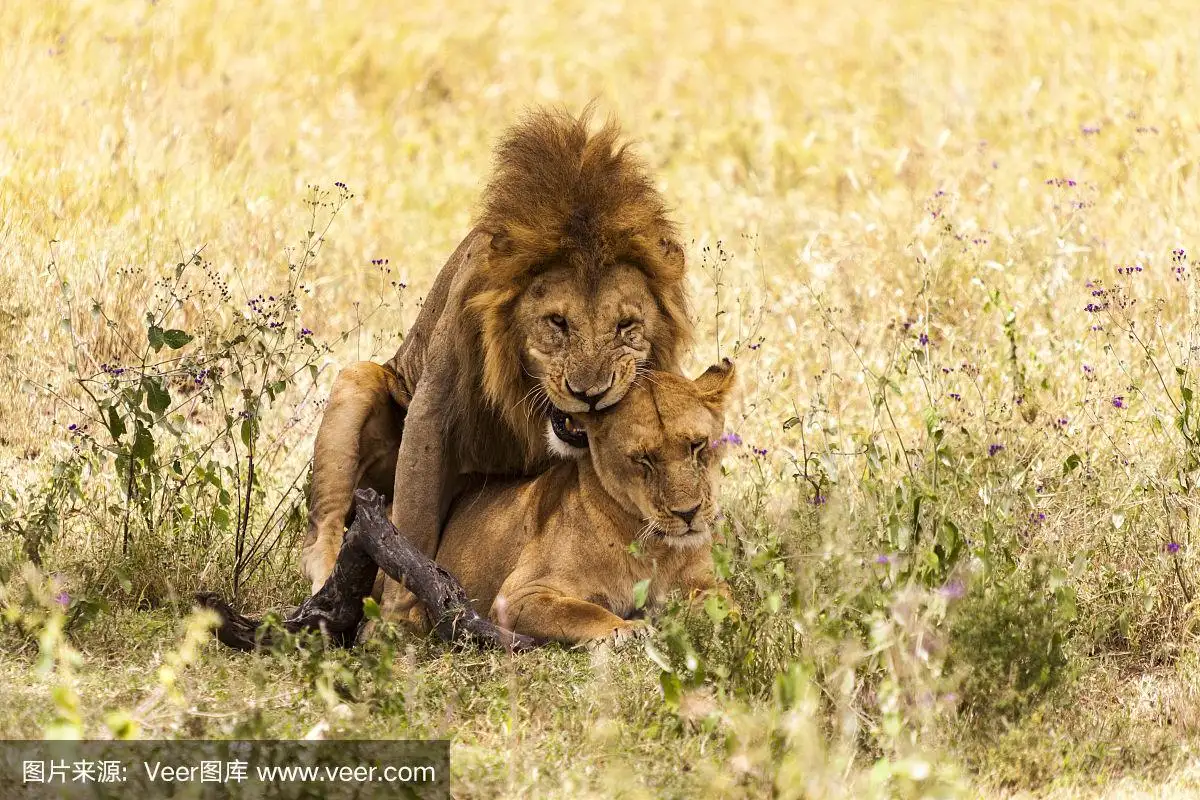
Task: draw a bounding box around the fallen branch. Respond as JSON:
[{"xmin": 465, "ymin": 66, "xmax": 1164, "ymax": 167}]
[{"xmin": 197, "ymin": 488, "xmax": 538, "ymax": 652}]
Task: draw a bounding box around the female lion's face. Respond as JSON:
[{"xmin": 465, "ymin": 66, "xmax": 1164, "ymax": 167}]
[
  {"xmin": 516, "ymin": 262, "xmax": 662, "ymax": 418},
  {"xmin": 581, "ymin": 362, "xmax": 735, "ymax": 549}
]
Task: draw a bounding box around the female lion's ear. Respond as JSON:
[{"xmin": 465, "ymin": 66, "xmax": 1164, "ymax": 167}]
[{"xmin": 694, "ymin": 358, "xmax": 736, "ymax": 408}]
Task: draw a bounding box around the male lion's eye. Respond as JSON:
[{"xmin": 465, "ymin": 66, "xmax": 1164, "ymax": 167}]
[
  {"xmin": 631, "ymin": 454, "xmax": 654, "ymax": 474},
  {"xmin": 548, "ymin": 314, "xmax": 569, "ymax": 332},
  {"xmin": 690, "ymin": 438, "xmax": 709, "ymax": 456},
  {"xmin": 617, "ymin": 317, "xmax": 642, "ymax": 335}
]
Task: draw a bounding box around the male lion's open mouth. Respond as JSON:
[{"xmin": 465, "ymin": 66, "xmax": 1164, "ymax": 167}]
[{"xmin": 549, "ymin": 408, "xmax": 588, "ymax": 449}]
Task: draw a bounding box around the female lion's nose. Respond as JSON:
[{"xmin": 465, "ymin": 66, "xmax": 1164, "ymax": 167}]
[{"xmin": 671, "ymin": 504, "xmax": 701, "ymax": 525}]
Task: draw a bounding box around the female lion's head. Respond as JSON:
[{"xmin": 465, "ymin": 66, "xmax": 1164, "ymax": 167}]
[{"xmin": 580, "ymin": 360, "xmax": 736, "ymax": 548}]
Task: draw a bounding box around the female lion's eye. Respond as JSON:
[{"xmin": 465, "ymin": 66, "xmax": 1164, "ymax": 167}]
[
  {"xmin": 690, "ymin": 438, "xmax": 709, "ymax": 456},
  {"xmin": 631, "ymin": 454, "xmax": 653, "ymax": 474},
  {"xmin": 548, "ymin": 314, "xmax": 568, "ymax": 332}
]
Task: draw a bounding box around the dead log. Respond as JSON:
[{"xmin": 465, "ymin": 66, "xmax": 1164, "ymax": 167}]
[
  {"xmin": 195, "ymin": 519, "xmax": 378, "ymax": 650},
  {"xmin": 197, "ymin": 488, "xmax": 538, "ymax": 652}
]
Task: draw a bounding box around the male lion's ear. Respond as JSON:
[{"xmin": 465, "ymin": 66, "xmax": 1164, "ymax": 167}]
[
  {"xmin": 694, "ymin": 358, "xmax": 736, "ymax": 408},
  {"xmin": 659, "ymin": 237, "xmax": 685, "ymax": 278},
  {"xmin": 489, "ymin": 228, "xmax": 513, "ymax": 255}
]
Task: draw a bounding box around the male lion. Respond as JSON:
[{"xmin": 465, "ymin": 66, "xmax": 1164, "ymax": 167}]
[
  {"xmin": 432, "ymin": 361, "xmax": 735, "ymax": 644},
  {"xmin": 301, "ymin": 109, "xmax": 692, "ymax": 626}
]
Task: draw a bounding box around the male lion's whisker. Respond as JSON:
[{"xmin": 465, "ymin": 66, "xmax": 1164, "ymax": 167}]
[
  {"xmin": 633, "ymin": 361, "xmax": 665, "ymax": 391},
  {"xmin": 514, "ymin": 383, "xmax": 545, "ymax": 422},
  {"xmin": 512, "ymin": 381, "xmax": 552, "ymax": 425},
  {"xmin": 638, "ymin": 371, "xmax": 664, "ymax": 389}
]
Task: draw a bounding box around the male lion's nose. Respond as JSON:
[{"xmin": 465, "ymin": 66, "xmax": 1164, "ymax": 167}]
[
  {"xmin": 566, "ymin": 374, "xmax": 614, "ymax": 409},
  {"xmin": 672, "ymin": 504, "xmax": 701, "ymax": 526}
]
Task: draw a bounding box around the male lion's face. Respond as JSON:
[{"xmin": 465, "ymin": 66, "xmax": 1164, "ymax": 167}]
[
  {"xmin": 581, "ymin": 362, "xmax": 735, "ymax": 549},
  {"xmin": 516, "ymin": 263, "xmax": 662, "ymax": 428}
]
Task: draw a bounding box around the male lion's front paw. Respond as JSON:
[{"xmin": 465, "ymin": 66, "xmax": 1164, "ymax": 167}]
[
  {"xmin": 355, "ymin": 606, "xmax": 429, "ymax": 645},
  {"xmin": 356, "ymin": 617, "xmax": 381, "ymax": 645},
  {"xmin": 377, "ymin": 589, "xmax": 433, "ymax": 636},
  {"xmin": 300, "ymin": 539, "xmax": 339, "ymax": 596}
]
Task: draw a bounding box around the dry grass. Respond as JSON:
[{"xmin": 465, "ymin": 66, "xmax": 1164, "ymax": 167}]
[{"xmin": 4, "ymin": 0, "xmax": 1200, "ymax": 796}]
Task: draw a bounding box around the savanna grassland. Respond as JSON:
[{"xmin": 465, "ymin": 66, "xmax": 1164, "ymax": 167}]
[{"xmin": 4, "ymin": 0, "xmax": 1200, "ymax": 797}]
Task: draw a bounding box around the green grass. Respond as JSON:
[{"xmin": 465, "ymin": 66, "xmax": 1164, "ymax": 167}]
[{"xmin": 5, "ymin": 0, "xmax": 1200, "ymax": 796}]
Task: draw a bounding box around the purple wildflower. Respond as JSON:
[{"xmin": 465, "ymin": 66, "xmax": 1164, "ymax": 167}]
[
  {"xmin": 1167, "ymin": 542, "xmax": 1182, "ymax": 554},
  {"xmin": 1172, "ymin": 249, "xmax": 1189, "ymax": 280},
  {"xmin": 54, "ymin": 591, "xmax": 69, "ymax": 607},
  {"xmin": 988, "ymin": 443, "xmax": 1005, "ymax": 457},
  {"xmin": 939, "ymin": 580, "xmax": 967, "ymax": 600},
  {"xmin": 918, "ymin": 333, "xmax": 929, "ymax": 346},
  {"xmin": 1112, "ymin": 396, "xmax": 1124, "ymax": 409},
  {"xmin": 715, "ymin": 432, "xmax": 743, "ymax": 447},
  {"xmin": 874, "ymin": 554, "xmax": 890, "ymax": 565}
]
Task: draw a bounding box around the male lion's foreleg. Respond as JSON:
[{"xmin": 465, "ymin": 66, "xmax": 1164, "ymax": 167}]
[
  {"xmin": 495, "ymin": 591, "xmax": 645, "ymax": 646},
  {"xmin": 374, "ymin": 259, "xmax": 475, "ymax": 630},
  {"xmin": 302, "ymin": 362, "xmax": 406, "ymax": 595}
]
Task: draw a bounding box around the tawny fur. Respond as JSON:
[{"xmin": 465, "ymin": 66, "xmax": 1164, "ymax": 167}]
[
  {"xmin": 302, "ymin": 109, "xmax": 694, "ymax": 618},
  {"xmin": 431, "ymin": 363, "xmax": 736, "ymax": 645},
  {"xmin": 466, "ymin": 107, "xmax": 692, "ymax": 451}
]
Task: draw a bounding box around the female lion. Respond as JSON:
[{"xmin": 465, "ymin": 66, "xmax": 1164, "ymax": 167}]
[{"xmin": 431, "ymin": 360, "xmax": 736, "ymax": 644}]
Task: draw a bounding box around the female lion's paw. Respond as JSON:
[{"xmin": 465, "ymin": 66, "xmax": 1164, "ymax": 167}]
[
  {"xmin": 614, "ymin": 618, "xmax": 650, "ymax": 642},
  {"xmin": 579, "ymin": 619, "xmax": 650, "ymax": 651}
]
